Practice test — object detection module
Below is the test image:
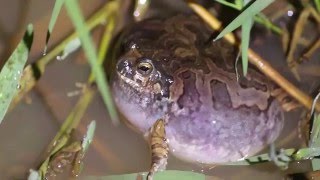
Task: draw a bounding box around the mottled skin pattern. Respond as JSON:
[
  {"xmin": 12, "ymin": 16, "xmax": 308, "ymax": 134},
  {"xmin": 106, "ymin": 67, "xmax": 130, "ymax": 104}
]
[{"xmin": 110, "ymin": 15, "xmax": 284, "ymax": 164}]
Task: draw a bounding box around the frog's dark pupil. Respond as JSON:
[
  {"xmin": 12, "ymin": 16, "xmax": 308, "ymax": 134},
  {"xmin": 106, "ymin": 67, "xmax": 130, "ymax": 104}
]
[
  {"xmin": 139, "ymin": 65, "xmax": 149, "ymax": 72},
  {"xmin": 137, "ymin": 62, "xmax": 153, "ymax": 75}
]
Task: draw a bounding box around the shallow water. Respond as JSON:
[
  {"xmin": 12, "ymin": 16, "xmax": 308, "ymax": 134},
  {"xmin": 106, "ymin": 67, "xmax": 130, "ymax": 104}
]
[{"xmin": 0, "ymin": 0, "xmax": 319, "ymax": 180}]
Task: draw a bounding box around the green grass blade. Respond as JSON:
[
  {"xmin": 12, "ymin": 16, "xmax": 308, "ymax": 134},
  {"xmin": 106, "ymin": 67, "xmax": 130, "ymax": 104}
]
[
  {"xmin": 214, "ymin": 0, "xmax": 275, "ymax": 41},
  {"xmin": 240, "ymin": 0, "xmax": 253, "ymax": 76},
  {"xmin": 85, "ymin": 170, "xmax": 205, "ymax": 180},
  {"xmin": 315, "ymin": 0, "xmax": 320, "ymax": 12},
  {"xmin": 44, "ymin": 0, "xmax": 65, "ymax": 53},
  {"xmin": 311, "ymin": 114, "xmax": 320, "ymax": 170},
  {"xmin": 223, "ymin": 146, "xmax": 320, "ymax": 166},
  {"xmin": 64, "ymin": 0, "xmax": 119, "ymax": 125},
  {"xmin": 0, "ymin": 24, "xmax": 33, "ymax": 124},
  {"xmin": 214, "ymin": 0, "xmax": 240, "ymax": 9},
  {"xmin": 82, "ymin": 120, "xmax": 96, "ymax": 151},
  {"xmin": 310, "ymin": 114, "xmax": 320, "ymax": 147}
]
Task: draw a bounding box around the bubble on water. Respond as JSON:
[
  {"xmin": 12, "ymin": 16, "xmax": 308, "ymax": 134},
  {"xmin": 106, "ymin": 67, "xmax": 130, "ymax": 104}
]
[
  {"xmin": 287, "ymin": 10, "xmax": 293, "ymax": 17},
  {"xmin": 16, "ymin": 84, "xmax": 21, "ymax": 90}
]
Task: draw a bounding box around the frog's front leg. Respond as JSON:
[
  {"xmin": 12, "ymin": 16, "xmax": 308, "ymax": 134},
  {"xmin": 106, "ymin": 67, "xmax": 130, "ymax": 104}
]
[{"xmin": 145, "ymin": 118, "xmax": 169, "ymax": 180}]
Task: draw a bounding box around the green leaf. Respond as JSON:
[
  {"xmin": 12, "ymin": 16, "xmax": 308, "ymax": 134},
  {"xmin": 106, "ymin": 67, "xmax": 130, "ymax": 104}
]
[
  {"xmin": 0, "ymin": 24, "xmax": 33, "ymax": 124},
  {"xmin": 214, "ymin": 0, "xmax": 275, "ymax": 41},
  {"xmin": 64, "ymin": 0, "xmax": 119, "ymax": 125},
  {"xmin": 82, "ymin": 120, "xmax": 96, "ymax": 151},
  {"xmin": 240, "ymin": 0, "xmax": 253, "ymax": 76},
  {"xmin": 44, "ymin": 0, "xmax": 65, "ymax": 53},
  {"xmin": 85, "ymin": 170, "xmax": 205, "ymax": 180}
]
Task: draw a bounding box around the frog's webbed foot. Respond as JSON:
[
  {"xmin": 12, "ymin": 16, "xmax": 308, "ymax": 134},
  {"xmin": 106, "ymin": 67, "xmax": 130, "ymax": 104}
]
[
  {"xmin": 146, "ymin": 118, "xmax": 169, "ymax": 180},
  {"xmin": 271, "ymin": 88, "xmax": 302, "ymax": 112}
]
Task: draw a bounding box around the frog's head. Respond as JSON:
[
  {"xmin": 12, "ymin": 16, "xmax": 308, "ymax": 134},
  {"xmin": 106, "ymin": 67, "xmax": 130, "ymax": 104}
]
[{"xmin": 110, "ymin": 20, "xmax": 174, "ymax": 132}]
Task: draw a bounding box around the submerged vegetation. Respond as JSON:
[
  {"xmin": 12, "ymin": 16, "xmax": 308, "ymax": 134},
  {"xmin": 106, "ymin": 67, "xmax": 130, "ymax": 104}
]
[{"xmin": 0, "ymin": 0, "xmax": 318, "ymax": 179}]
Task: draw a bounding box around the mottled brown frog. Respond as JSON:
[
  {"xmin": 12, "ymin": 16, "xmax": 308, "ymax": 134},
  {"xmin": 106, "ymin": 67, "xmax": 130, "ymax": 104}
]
[{"xmin": 110, "ymin": 15, "xmax": 284, "ymax": 164}]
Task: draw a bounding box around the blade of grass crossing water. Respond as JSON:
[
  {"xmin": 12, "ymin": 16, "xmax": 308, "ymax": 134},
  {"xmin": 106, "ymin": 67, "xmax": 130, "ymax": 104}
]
[
  {"xmin": 214, "ymin": 0, "xmax": 275, "ymax": 41},
  {"xmin": 64, "ymin": 0, "xmax": 119, "ymax": 125},
  {"xmin": 0, "ymin": 24, "xmax": 33, "ymax": 124},
  {"xmin": 44, "ymin": 0, "xmax": 65, "ymax": 54},
  {"xmin": 241, "ymin": 0, "xmax": 253, "ymax": 76}
]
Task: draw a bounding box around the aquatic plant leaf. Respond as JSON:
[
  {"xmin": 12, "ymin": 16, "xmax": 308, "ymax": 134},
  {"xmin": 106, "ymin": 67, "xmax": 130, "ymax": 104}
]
[
  {"xmin": 64, "ymin": 0, "xmax": 119, "ymax": 125},
  {"xmin": 240, "ymin": 0, "xmax": 253, "ymax": 76},
  {"xmin": 85, "ymin": 170, "xmax": 205, "ymax": 180},
  {"xmin": 44, "ymin": 0, "xmax": 65, "ymax": 53},
  {"xmin": 0, "ymin": 24, "xmax": 33, "ymax": 124},
  {"xmin": 214, "ymin": 0, "xmax": 275, "ymax": 41}
]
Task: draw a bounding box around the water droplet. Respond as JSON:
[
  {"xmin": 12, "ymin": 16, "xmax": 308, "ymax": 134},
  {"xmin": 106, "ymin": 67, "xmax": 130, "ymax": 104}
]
[
  {"xmin": 43, "ymin": 47, "xmax": 47, "ymax": 56},
  {"xmin": 201, "ymin": 169, "xmax": 204, "ymax": 173},
  {"xmin": 56, "ymin": 56, "xmax": 63, "ymax": 61},
  {"xmin": 287, "ymin": 10, "xmax": 293, "ymax": 17},
  {"xmin": 16, "ymin": 84, "xmax": 21, "ymax": 89},
  {"xmin": 133, "ymin": 11, "xmax": 140, "ymax": 17}
]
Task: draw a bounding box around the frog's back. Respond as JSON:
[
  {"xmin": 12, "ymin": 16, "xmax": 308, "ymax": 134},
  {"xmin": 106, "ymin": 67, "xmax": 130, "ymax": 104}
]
[{"xmin": 111, "ymin": 15, "xmax": 284, "ymax": 163}]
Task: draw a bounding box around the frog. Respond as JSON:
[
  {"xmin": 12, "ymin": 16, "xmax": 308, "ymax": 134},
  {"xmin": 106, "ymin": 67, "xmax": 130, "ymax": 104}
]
[{"xmin": 110, "ymin": 15, "xmax": 284, "ymax": 164}]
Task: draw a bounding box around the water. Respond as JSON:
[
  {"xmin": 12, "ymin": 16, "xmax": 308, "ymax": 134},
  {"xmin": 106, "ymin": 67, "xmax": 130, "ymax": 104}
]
[{"xmin": 0, "ymin": 0, "xmax": 319, "ymax": 179}]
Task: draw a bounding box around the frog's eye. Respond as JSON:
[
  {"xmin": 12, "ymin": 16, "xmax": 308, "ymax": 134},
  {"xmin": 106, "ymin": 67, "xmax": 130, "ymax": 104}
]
[{"xmin": 137, "ymin": 61, "xmax": 153, "ymax": 76}]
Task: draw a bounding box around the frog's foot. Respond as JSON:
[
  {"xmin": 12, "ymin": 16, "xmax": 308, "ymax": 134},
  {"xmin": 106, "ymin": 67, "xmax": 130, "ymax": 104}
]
[
  {"xmin": 268, "ymin": 143, "xmax": 292, "ymax": 170},
  {"xmin": 271, "ymin": 88, "xmax": 301, "ymax": 112},
  {"xmin": 147, "ymin": 118, "xmax": 169, "ymax": 180}
]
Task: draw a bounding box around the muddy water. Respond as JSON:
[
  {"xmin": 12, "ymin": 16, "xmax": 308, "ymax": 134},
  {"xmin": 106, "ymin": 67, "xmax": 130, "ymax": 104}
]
[{"xmin": 0, "ymin": 0, "xmax": 318, "ymax": 180}]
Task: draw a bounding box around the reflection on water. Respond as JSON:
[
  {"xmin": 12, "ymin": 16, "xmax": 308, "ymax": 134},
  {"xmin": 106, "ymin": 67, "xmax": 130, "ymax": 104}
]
[{"xmin": 0, "ymin": 0, "xmax": 318, "ymax": 180}]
